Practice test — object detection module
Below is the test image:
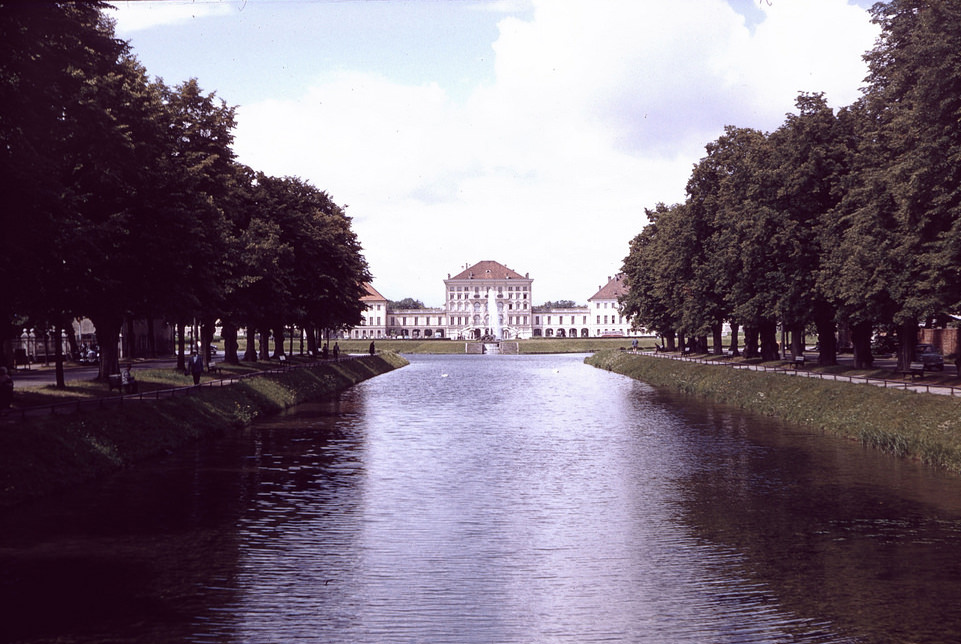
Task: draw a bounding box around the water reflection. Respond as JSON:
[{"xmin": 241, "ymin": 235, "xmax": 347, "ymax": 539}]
[
  {"xmin": 3, "ymin": 354, "xmax": 961, "ymax": 642},
  {"xmin": 667, "ymin": 398, "xmax": 961, "ymax": 643}
]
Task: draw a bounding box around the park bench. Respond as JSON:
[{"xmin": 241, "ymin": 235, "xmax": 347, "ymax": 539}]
[
  {"xmin": 108, "ymin": 369, "xmax": 138, "ymax": 394},
  {"xmin": 900, "ymin": 362, "xmax": 925, "ymax": 380},
  {"xmin": 780, "ymin": 355, "xmax": 806, "ymax": 370},
  {"xmin": 207, "ymin": 361, "xmax": 221, "ymax": 375}
]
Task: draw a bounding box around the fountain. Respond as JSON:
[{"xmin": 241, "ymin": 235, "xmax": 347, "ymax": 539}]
[
  {"xmin": 484, "ymin": 288, "xmax": 502, "ymax": 354},
  {"xmin": 487, "ymin": 288, "xmax": 502, "ymax": 340}
]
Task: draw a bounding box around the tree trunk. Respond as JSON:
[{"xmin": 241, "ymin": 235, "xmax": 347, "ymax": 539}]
[
  {"xmin": 897, "ymin": 319, "xmax": 919, "ymax": 372},
  {"xmin": 243, "ymin": 325, "xmax": 258, "ymax": 362},
  {"xmin": 677, "ymin": 332, "xmax": 686, "ymax": 353},
  {"xmin": 852, "ymin": 320, "xmax": 874, "ymax": 369},
  {"xmin": 790, "ymin": 322, "xmax": 805, "ymax": 358},
  {"xmin": 814, "ymin": 309, "xmax": 837, "ymax": 366},
  {"xmin": 743, "ymin": 326, "xmax": 759, "ymax": 359},
  {"xmin": 306, "ymin": 324, "xmax": 318, "ymax": 356},
  {"xmin": 712, "ymin": 323, "xmax": 724, "ymax": 355},
  {"xmin": 272, "ymin": 325, "xmax": 285, "ymax": 358},
  {"xmin": 91, "ymin": 313, "xmax": 122, "ymax": 379},
  {"xmin": 222, "ymin": 322, "xmax": 240, "ymax": 364},
  {"xmin": 759, "ymin": 318, "xmax": 779, "ymax": 361},
  {"xmin": 663, "ymin": 331, "xmax": 676, "ymax": 352},
  {"xmin": 124, "ymin": 317, "xmax": 136, "ymax": 360},
  {"xmin": 728, "ymin": 323, "xmax": 740, "ymax": 356}
]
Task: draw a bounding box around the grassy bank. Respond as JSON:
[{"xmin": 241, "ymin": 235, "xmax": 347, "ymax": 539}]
[
  {"xmin": 0, "ymin": 353, "xmax": 408, "ymax": 508},
  {"xmin": 338, "ymin": 337, "xmax": 654, "ymax": 355},
  {"xmin": 586, "ymin": 350, "xmax": 961, "ymax": 473}
]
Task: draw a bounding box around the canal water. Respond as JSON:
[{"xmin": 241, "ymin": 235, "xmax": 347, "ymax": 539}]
[{"xmin": 3, "ymin": 353, "xmax": 961, "ymax": 643}]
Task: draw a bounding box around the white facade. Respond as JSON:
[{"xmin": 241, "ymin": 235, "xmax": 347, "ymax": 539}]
[
  {"xmin": 341, "ymin": 263, "xmax": 647, "ymax": 340},
  {"xmin": 443, "ymin": 260, "xmax": 534, "ymax": 340},
  {"xmin": 346, "ymin": 283, "xmax": 389, "ymax": 339},
  {"xmin": 586, "ymin": 274, "xmax": 640, "ymax": 337},
  {"xmin": 532, "ymin": 306, "xmax": 591, "ymax": 338}
]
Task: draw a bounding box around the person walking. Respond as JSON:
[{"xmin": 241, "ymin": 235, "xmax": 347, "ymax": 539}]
[
  {"xmin": 332, "ymin": 342, "xmax": 340, "ymax": 360},
  {"xmin": 188, "ymin": 350, "xmax": 204, "ymax": 385},
  {"xmin": 369, "ymin": 341, "xmax": 375, "ymax": 356}
]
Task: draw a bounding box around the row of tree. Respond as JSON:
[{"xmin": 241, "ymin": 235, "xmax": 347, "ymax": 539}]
[
  {"xmin": 0, "ymin": 3, "xmax": 371, "ymax": 383},
  {"xmin": 620, "ymin": 0, "xmax": 961, "ymax": 370}
]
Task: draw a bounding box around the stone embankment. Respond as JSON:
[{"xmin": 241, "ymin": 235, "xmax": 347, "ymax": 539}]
[
  {"xmin": 586, "ymin": 350, "xmax": 961, "ymax": 473},
  {"xmin": 0, "ymin": 353, "xmax": 408, "ymax": 508}
]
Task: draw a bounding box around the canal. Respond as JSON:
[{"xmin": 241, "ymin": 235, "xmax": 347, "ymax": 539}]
[{"xmin": 3, "ymin": 353, "xmax": 961, "ymax": 642}]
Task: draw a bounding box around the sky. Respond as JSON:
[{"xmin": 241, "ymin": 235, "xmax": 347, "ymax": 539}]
[{"xmin": 109, "ymin": 0, "xmax": 880, "ymax": 307}]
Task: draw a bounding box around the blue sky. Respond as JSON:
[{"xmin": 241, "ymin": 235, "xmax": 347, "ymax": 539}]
[{"xmin": 110, "ymin": 0, "xmax": 880, "ymax": 306}]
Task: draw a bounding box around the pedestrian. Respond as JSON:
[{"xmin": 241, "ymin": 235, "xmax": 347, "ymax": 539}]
[
  {"xmin": 369, "ymin": 341, "xmax": 375, "ymax": 356},
  {"xmin": 188, "ymin": 350, "xmax": 204, "ymax": 385},
  {"xmin": 0, "ymin": 367, "xmax": 13, "ymax": 412},
  {"xmin": 333, "ymin": 342, "xmax": 340, "ymax": 359},
  {"xmin": 631, "ymin": 338, "xmax": 638, "ymax": 353}
]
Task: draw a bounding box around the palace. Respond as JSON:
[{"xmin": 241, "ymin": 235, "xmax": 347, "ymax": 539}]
[{"xmin": 344, "ymin": 260, "xmax": 645, "ymax": 340}]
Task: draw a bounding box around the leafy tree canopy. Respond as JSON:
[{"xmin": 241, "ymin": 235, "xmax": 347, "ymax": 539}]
[{"xmin": 389, "ymin": 298, "xmax": 427, "ymax": 310}]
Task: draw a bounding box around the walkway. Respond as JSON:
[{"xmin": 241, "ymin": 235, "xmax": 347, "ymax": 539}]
[
  {"xmin": 640, "ymin": 351, "xmax": 961, "ymax": 398},
  {"xmin": 1, "ymin": 355, "xmax": 363, "ymax": 421}
]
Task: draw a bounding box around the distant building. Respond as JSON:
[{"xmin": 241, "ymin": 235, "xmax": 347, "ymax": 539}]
[
  {"xmin": 345, "ymin": 283, "xmax": 389, "ymax": 339},
  {"xmin": 587, "ymin": 274, "xmax": 635, "ymax": 337},
  {"xmin": 444, "ymin": 260, "xmax": 534, "ymax": 339},
  {"xmin": 532, "ymin": 305, "xmax": 590, "ymax": 338},
  {"xmin": 339, "ymin": 261, "xmax": 647, "ymax": 340}
]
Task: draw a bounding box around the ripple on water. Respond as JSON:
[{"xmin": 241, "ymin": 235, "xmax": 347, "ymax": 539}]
[{"xmin": 207, "ymin": 355, "xmax": 864, "ymax": 643}]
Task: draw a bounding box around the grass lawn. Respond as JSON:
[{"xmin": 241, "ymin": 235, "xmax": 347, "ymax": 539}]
[
  {"xmin": 335, "ymin": 337, "xmax": 656, "ymax": 355},
  {"xmin": 8, "ymin": 353, "xmax": 346, "ymax": 411}
]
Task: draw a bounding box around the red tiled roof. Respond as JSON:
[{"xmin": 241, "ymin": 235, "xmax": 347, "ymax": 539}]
[
  {"xmin": 589, "ymin": 274, "xmax": 626, "ymax": 301},
  {"xmin": 449, "ymin": 260, "xmax": 527, "ymax": 280},
  {"xmin": 360, "ymin": 283, "xmax": 387, "ymax": 301}
]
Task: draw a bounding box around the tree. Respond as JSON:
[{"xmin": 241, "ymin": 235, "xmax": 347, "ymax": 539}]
[
  {"xmin": 0, "ymin": 1, "xmax": 126, "ymax": 375},
  {"xmin": 620, "ymin": 203, "xmax": 687, "ymax": 350},
  {"xmin": 768, "ymin": 93, "xmax": 846, "ymax": 365},
  {"xmin": 390, "ymin": 298, "xmax": 426, "ymax": 309},
  {"xmin": 689, "ymin": 126, "xmax": 782, "ymax": 359},
  {"xmin": 156, "ymin": 79, "xmax": 237, "ymax": 367},
  {"xmin": 818, "ymin": 101, "xmax": 895, "ymax": 368},
  {"xmin": 826, "ymin": 0, "xmax": 961, "ymax": 370}
]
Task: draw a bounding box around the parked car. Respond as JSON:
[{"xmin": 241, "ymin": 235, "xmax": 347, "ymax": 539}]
[{"xmin": 915, "ymin": 343, "xmax": 944, "ymax": 370}]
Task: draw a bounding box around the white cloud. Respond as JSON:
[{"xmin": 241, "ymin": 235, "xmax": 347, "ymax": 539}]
[
  {"xmin": 110, "ymin": 0, "xmax": 234, "ymax": 33},
  {"xmin": 739, "ymin": 0, "xmax": 878, "ymax": 113},
  {"xmin": 231, "ymin": 0, "xmax": 879, "ymax": 305}
]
